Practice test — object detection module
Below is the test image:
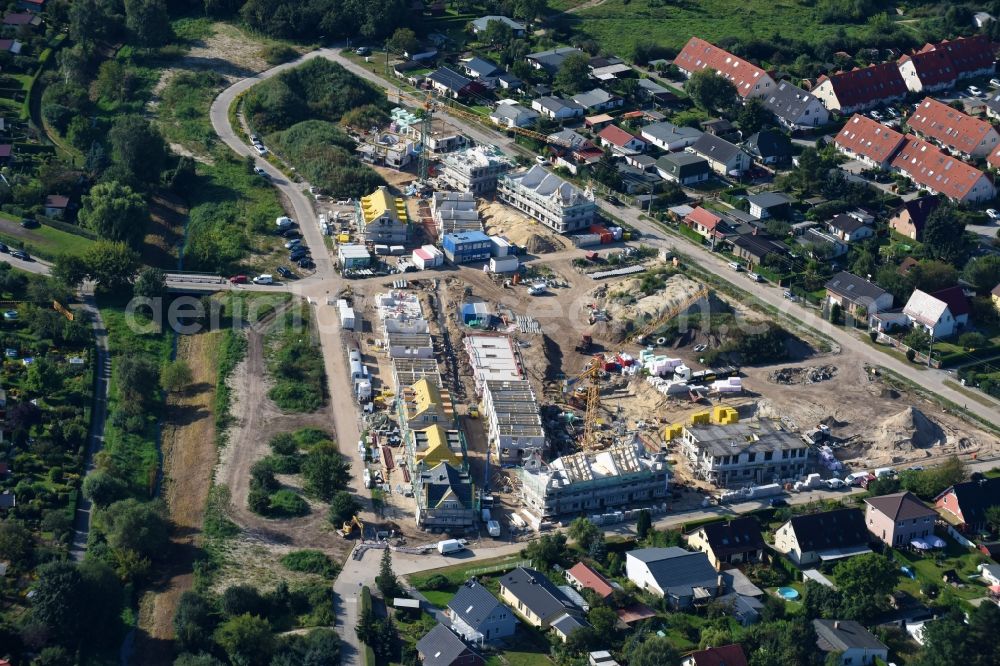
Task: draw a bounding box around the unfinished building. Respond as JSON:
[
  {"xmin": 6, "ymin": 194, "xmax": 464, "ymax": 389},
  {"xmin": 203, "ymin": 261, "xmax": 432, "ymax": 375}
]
[
  {"xmin": 464, "ymin": 333, "xmax": 524, "ymax": 394},
  {"xmin": 439, "ymin": 144, "xmax": 514, "ymax": 194},
  {"xmin": 383, "ymin": 318, "xmax": 434, "ymax": 359},
  {"xmin": 676, "ymin": 420, "xmax": 810, "ymax": 487},
  {"xmin": 519, "ymin": 442, "xmax": 670, "ymax": 521},
  {"xmin": 432, "ymin": 191, "xmax": 482, "ymax": 235},
  {"xmin": 391, "ymin": 358, "xmax": 442, "ymax": 390},
  {"xmin": 414, "ymin": 461, "xmax": 478, "ymax": 530},
  {"xmin": 481, "ymin": 379, "xmax": 546, "ymax": 464},
  {"xmin": 497, "ymin": 165, "xmax": 597, "ymax": 233}
]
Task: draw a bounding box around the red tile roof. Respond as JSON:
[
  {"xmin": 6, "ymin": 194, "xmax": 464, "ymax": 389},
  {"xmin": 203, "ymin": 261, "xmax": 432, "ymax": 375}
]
[
  {"xmin": 598, "ymin": 124, "xmax": 639, "ymax": 148},
  {"xmin": 816, "ymin": 62, "xmax": 907, "ymax": 109},
  {"xmin": 2, "ymin": 12, "xmax": 35, "ymax": 25},
  {"xmin": 891, "ymin": 135, "xmax": 992, "ymax": 202},
  {"xmin": 0, "ymin": 145, "xmax": 12, "ymax": 158},
  {"xmin": 45, "ymin": 194, "xmax": 69, "ymax": 208},
  {"xmin": 675, "ymin": 37, "xmax": 771, "ymax": 98},
  {"xmin": 615, "ymin": 603, "xmax": 657, "ymax": 624},
  {"xmin": 685, "ymin": 206, "xmax": 724, "ymax": 231},
  {"xmin": 919, "ymin": 35, "xmax": 995, "ymax": 77},
  {"xmin": 907, "ymin": 97, "xmax": 997, "ymax": 156},
  {"xmin": 687, "ymin": 644, "xmax": 749, "ymax": 666},
  {"xmin": 931, "ymin": 285, "xmax": 970, "ymax": 317},
  {"xmin": 898, "ymin": 49, "xmax": 956, "ymax": 88},
  {"xmin": 834, "ymin": 114, "xmax": 906, "ymax": 164},
  {"xmin": 566, "ymin": 562, "xmax": 614, "ymax": 598}
]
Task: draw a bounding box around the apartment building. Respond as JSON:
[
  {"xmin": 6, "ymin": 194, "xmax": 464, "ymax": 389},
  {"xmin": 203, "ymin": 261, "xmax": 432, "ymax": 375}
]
[
  {"xmin": 481, "ymin": 379, "xmax": 546, "ymax": 464},
  {"xmin": 439, "ymin": 145, "xmax": 514, "ymax": 194},
  {"xmin": 497, "ymin": 165, "xmax": 596, "ymax": 233},
  {"xmin": 678, "ymin": 420, "xmax": 810, "ymax": 487}
]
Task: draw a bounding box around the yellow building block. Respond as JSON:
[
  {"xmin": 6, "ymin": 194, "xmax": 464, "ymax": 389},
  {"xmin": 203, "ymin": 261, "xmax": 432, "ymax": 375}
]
[
  {"xmin": 713, "ymin": 406, "xmax": 739, "ymax": 424},
  {"xmin": 663, "ymin": 424, "xmax": 683, "ymax": 441},
  {"xmin": 690, "ymin": 411, "xmax": 711, "ymax": 425}
]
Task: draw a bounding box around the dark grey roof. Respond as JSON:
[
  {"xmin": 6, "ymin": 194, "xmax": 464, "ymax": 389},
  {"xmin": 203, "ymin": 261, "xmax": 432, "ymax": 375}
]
[
  {"xmin": 690, "ymin": 133, "xmax": 744, "ymax": 163},
  {"xmin": 814, "ymin": 619, "xmax": 888, "ymax": 653},
  {"xmin": 551, "ymin": 612, "xmax": 588, "ymax": 636},
  {"xmin": 465, "ymin": 57, "xmax": 499, "ymax": 78},
  {"xmin": 657, "ymin": 152, "xmax": 708, "ymax": 172},
  {"xmin": 693, "ymin": 517, "xmax": 765, "ymax": 558},
  {"xmin": 865, "ymin": 491, "xmax": 936, "ymax": 522},
  {"xmin": 746, "ymin": 191, "xmax": 791, "ymax": 209},
  {"xmin": 828, "ymin": 214, "xmax": 868, "ymax": 234},
  {"xmin": 447, "ymin": 581, "xmax": 504, "ymax": 630},
  {"xmin": 420, "ymin": 462, "xmax": 473, "ymax": 508},
  {"xmin": 731, "ymin": 233, "xmax": 787, "ymax": 259},
  {"xmin": 642, "ymin": 120, "xmax": 702, "ymax": 144},
  {"xmin": 429, "ymin": 67, "xmax": 473, "ymax": 93},
  {"xmin": 986, "ymin": 92, "xmax": 1000, "ymax": 114},
  {"xmin": 761, "ymin": 81, "xmax": 823, "ymax": 123},
  {"xmin": 535, "ymin": 95, "xmax": 584, "ymax": 114},
  {"xmin": 824, "ymin": 271, "xmax": 889, "ymax": 305},
  {"xmin": 589, "ymin": 56, "xmax": 624, "ymax": 68},
  {"xmin": 934, "ymin": 477, "xmax": 1000, "ymax": 527},
  {"xmin": 627, "ymin": 547, "xmax": 719, "ymax": 598},
  {"xmin": 745, "ymin": 130, "xmax": 792, "ymax": 159},
  {"xmin": 891, "ymin": 195, "xmax": 940, "ymax": 232},
  {"xmin": 527, "ymin": 47, "xmax": 584, "ymax": 73},
  {"xmin": 572, "ymin": 88, "xmax": 616, "ymax": 109},
  {"xmin": 500, "ymin": 567, "xmax": 576, "ymax": 619},
  {"xmin": 417, "ymin": 624, "xmax": 478, "ymax": 666},
  {"xmin": 786, "ymin": 508, "xmax": 868, "ymax": 552}
]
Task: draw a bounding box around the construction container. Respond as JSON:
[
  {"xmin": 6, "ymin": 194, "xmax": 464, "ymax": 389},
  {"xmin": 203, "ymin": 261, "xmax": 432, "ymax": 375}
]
[
  {"xmin": 337, "ymin": 233, "xmax": 350, "ymax": 243},
  {"xmin": 489, "ymin": 256, "xmax": 519, "ymax": 273},
  {"xmin": 442, "ymin": 230, "xmax": 492, "ymax": 264},
  {"xmin": 572, "ymin": 233, "xmax": 602, "ymax": 247},
  {"xmin": 490, "ymin": 235, "xmax": 512, "ymax": 257}
]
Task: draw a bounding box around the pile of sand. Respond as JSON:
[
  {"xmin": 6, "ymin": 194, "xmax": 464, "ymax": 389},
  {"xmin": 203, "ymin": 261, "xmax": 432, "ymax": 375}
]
[
  {"xmin": 874, "ymin": 407, "xmax": 946, "ymax": 450},
  {"xmin": 589, "ymin": 274, "xmax": 706, "ymax": 342},
  {"xmin": 479, "ymin": 201, "xmax": 568, "ymax": 253}
]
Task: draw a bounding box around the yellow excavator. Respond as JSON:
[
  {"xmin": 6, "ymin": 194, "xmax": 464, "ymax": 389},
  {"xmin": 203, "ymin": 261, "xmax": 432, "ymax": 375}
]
[{"xmin": 340, "ymin": 514, "xmax": 364, "ymax": 538}]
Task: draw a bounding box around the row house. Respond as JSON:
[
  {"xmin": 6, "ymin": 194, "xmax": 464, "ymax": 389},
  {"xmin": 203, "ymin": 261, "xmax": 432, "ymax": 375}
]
[
  {"xmin": 812, "ymin": 62, "xmax": 908, "ymax": 114},
  {"xmin": 907, "ymin": 97, "xmax": 1000, "ymax": 159},
  {"xmin": 833, "ymin": 114, "xmax": 906, "ymax": 168},
  {"xmin": 674, "ymin": 37, "xmax": 776, "ymax": 98},
  {"xmin": 898, "ymin": 35, "xmax": 995, "ymax": 94}
]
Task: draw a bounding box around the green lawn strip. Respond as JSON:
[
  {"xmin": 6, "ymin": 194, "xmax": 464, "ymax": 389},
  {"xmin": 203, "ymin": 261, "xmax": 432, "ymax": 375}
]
[
  {"xmin": 418, "ymin": 590, "xmax": 456, "ymax": 607},
  {"xmin": 408, "ymin": 553, "xmax": 528, "ymax": 591},
  {"xmin": 942, "ymin": 379, "xmax": 998, "ymax": 408},
  {"xmin": 0, "ymin": 219, "xmax": 96, "ymax": 260}
]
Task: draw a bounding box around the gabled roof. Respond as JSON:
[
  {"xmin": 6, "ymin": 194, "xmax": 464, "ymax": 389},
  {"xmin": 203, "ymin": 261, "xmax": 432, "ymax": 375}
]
[
  {"xmin": 526, "ymin": 47, "xmax": 584, "ymax": 73},
  {"xmin": 2, "ymin": 11, "xmax": 37, "ymax": 25},
  {"xmin": 865, "ymin": 491, "xmax": 936, "ymax": 521},
  {"xmin": 937, "ymin": 478, "xmax": 1000, "ymax": 525},
  {"xmin": 825, "ymin": 271, "xmax": 889, "ymax": 305},
  {"xmin": 890, "ymin": 135, "xmax": 992, "ymax": 201},
  {"xmin": 420, "ymin": 462, "xmax": 472, "ymax": 509},
  {"xmin": 572, "ymin": 88, "xmax": 617, "ymax": 109},
  {"xmin": 566, "ymin": 562, "xmax": 614, "ymax": 598},
  {"xmin": 675, "ymin": 37, "xmax": 771, "ymax": 98},
  {"xmin": 534, "ymin": 95, "xmax": 584, "ymax": 114},
  {"xmin": 448, "ymin": 581, "xmax": 506, "ymax": 630},
  {"xmin": 731, "ymin": 233, "xmax": 787, "ymax": 259},
  {"xmin": 919, "ymin": 35, "xmax": 995, "ymax": 77},
  {"xmin": 785, "ymin": 508, "xmax": 868, "ymax": 552},
  {"xmin": 814, "ymin": 619, "xmax": 888, "ymax": 653},
  {"xmin": 891, "ymin": 195, "xmax": 940, "ymax": 233},
  {"xmin": 691, "ymin": 517, "xmax": 765, "ymax": 558},
  {"xmin": 686, "ymin": 644, "xmax": 749, "ymax": 666},
  {"xmin": 360, "ymin": 186, "xmax": 407, "ymax": 225},
  {"xmin": 685, "ymin": 206, "xmax": 724, "ymax": 230},
  {"xmin": 44, "ymin": 194, "xmax": 69, "ymax": 208},
  {"xmin": 761, "ymin": 81, "xmax": 823, "ymax": 123},
  {"xmin": 746, "ymin": 191, "xmax": 791, "ymax": 209},
  {"xmin": 500, "ymin": 567, "xmax": 576, "ymax": 619},
  {"xmin": 834, "ymin": 114, "xmax": 906, "ymax": 164},
  {"xmin": 903, "ymin": 289, "xmax": 950, "ymax": 327},
  {"xmin": 898, "ymin": 48, "xmax": 956, "ymax": 88},
  {"xmin": 471, "ymin": 15, "xmax": 525, "ymax": 31},
  {"xmin": 931, "ymin": 285, "xmax": 970, "ymax": 317},
  {"xmin": 641, "ymin": 120, "xmax": 702, "ymax": 144},
  {"xmin": 598, "ymin": 124, "xmax": 639, "ymax": 148},
  {"xmin": 816, "ymin": 62, "xmax": 907, "ymax": 108},
  {"xmin": 744, "ymin": 130, "xmax": 791, "ymax": 159},
  {"xmin": 690, "ymin": 133, "xmax": 743, "ymax": 164},
  {"xmin": 626, "ymin": 547, "xmax": 718, "ymax": 598},
  {"xmin": 428, "ymin": 67, "xmax": 473, "ymax": 93},
  {"xmin": 907, "ymin": 97, "xmax": 996, "ymax": 156},
  {"xmin": 657, "ymin": 152, "xmax": 709, "ymax": 175},
  {"xmin": 464, "ymin": 57, "xmax": 499, "ymax": 78},
  {"xmin": 827, "ymin": 214, "xmax": 869, "ymax": 234},
  {"xmin": 417, "ymin": 624, "xmax": 479, "ymax": 666},
  {"xmin": 551, "ymin": 612, "xmax": 588, "ymax": 637}
]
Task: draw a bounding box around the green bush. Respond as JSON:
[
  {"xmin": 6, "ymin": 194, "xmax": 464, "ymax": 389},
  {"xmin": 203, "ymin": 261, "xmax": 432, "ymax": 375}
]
[
  {"xmin": 268, "ymin": 489, "xmax": 309, "ymax": 517},
  {"xmin": 422, "ymin": 574, "xmax": 450, "ymax": 591},
  {"xmin": 267, "ymin": 331, "xmax": 325, "ymax": 412},
  {"xmin": 261, "ymin": 44, "xmax": 299, "ymax": 65},
  {"xmin": 270, "ymin": 432, "xmax": 298, "ymax": 455},
  {"xmin": 281, "ymin": 549, "xmax": 339, "ymax": 579},
  {"xmin": 294, "ymin": 428, "xmax": 333, "ymax": 449}
]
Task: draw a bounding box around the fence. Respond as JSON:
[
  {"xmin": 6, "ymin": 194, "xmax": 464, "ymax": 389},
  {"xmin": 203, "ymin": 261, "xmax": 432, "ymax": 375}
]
[
  {"xmin": 944, "ymin": 524, "xmax": 975, "ymax": 549},
  {"xmin": 465, "ymin": 558, "xmax": 532, "ymax": 578},
  {"xmin": 877, "ymin": 333, "xmax": 942, "ymax": 369}
]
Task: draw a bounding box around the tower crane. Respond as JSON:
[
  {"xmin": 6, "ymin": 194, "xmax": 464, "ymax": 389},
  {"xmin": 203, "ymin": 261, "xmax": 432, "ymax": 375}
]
[{"xmin": 564, "ymin": 358, "xmax": 606, "ymax": 452}]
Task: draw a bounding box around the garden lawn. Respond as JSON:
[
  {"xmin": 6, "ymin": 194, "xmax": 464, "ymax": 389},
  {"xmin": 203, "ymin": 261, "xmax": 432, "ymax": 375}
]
[
  {"xmin": 487, "ymin": 626, "xmax": 554, "ymax": 666},
  {"xmin": 0, "ymin": 217, "xmax": 96, "ymax": 260},
  {"xmin": 893, "ymin": 537, "xmax": 991, "ymax": 604},
  {"xmin": 560, "ymin": 0, "xmax": 871, "ymax": 55}
]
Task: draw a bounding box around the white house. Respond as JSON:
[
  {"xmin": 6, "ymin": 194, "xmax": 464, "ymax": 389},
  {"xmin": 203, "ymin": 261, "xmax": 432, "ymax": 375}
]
[
  {"xmin": 813, "ymin": 620, "xmax": 889, "ymax": 666},
  {"xmin": 640, "ymin": 121, "xmax": 703, "ymax": 151},
  {"xmin": 902, "ymin": 287, "xmax": 970, "ymax": 338},
  {"xmin": 531, "ymin": 96, "xmax": 585, "ymax": 121}
]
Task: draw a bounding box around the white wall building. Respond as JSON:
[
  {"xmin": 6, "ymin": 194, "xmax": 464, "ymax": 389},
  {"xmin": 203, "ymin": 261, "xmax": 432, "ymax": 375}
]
[{"xmin": 497, "ymin": 165, "xmax": 596, "ymax": 234}]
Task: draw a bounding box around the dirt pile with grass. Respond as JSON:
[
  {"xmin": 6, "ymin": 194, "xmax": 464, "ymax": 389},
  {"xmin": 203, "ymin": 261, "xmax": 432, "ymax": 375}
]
[
  {"xmin": 874, "ymin": 407, "xmax": 946, "ymax": 450},
  {"xmin": 589, "ymin": 273, "xmax": 705, "ymax": 343}
]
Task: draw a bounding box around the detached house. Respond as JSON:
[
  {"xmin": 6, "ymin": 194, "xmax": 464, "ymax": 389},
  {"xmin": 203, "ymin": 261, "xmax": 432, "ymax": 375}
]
[
  {"xmin": 625, "ymin": 547, "xmax": 721, "ymax": 609},
  {"xmin": 902, "ymin": 286, "xmax": 970, "ymax": 338},
  {"xmin": 565, "ymin": 562, "xmax": 615, "ymax": 599},
  {"xmin": 826, "ymin": 212, "xmax": 874, "ymax": 242},
  {"xmin": 674, "ymin": 37, "xmax": 776, "ymax": 98},
  {"xmin": 490, "ymin": 102, "xmax": 539, "ymax": 129},
  {"xmin": 641, "ymin": 121, "xmax": 703, "ymax": 151},
  {"xmin": 417, "ymin": 624, "xmax": 486, "ymax": 666},
  {"xmin": 447, "ymin": 580, "xmax": 517, "ymax": 643},
  {"xmin": 684, "ymin": 206, "xmax": 728, "ymax": 240},
  {"xmin": 531, "ymin": 95, "xmax": 585, "ymax": 121},
  {"xmin": 907, "ymin": 97, "xmax": 1000, "ymax": 159},
  {"xmin": 824, "ymin": 271, "xmax": 893, "ymax": 319},
  {"xmin": 746, "ymin": 191, "xmax": 792, "ymax": 220},
  {"xmin": 470, "ymin": 15, "xmax": 526, "ymax": 37},
  {"xmin": 834, "ymin": 114, "xmax": 906, "ymax": 169},
  {"xmin": 656, "ymin": 153, "xmax": 710, "ymax": 185},
  {"xmin": 744, "ymin": 130, "xmax": 792, "ymax": 166},
  {"xmin": 571, "ymin": 88, "xmax": 622, "ymax": 113},
  {"xmin": 813, "ymin": 620, "xmax": 889, "ymax": 666},
  {"xmin": 688, "ymin": 133, "xmax": 750, "ymax": 176},
  {"xmin": 888, "ymin": 195, "xmax": 940, "ymax": 241},
  {"xmin": 526, "ymin": 47, "xmax": 584, "ymax": 75},
  {"xmin": 865, "ymin": 491, "xmax": 936, "ymax": 548},
  {"xmin": 685, "ymin": 517, "xmax": 765, "ymax": 570},
  {"xmin": 428, "ymin": 67, "xmax": 484, "ymax": 99},
  {"xmin": 597, "ymin": 125, "xmax": 646, "ymax": 155},
  {"xmin": 936, "ymin": 478, "xmax": 1000, "ymax": 533},
  {"xmin": 414, "ymin": 461, "xmax": 476, "ymax": 529},
  {"xmin": 358, "ymin": 186, "xmax": 410, "ymax": 244},
  {"xmin": 499, "ymin": 567, "xmax": 585, "ymax": 640},
  {"xmin": 761, "ymin": 81, "xmax": 830, "ymax": 129},
  {"xmin": 773, "ymin": 508, "xmax": 871, "ymax": 566},
  {"xmin": 682, "ymin": 644, "xmax": 749, "ymax": 666},
  {"xmin": 812, "ymin": 62, "xmax": 908, "ymax": 114}
]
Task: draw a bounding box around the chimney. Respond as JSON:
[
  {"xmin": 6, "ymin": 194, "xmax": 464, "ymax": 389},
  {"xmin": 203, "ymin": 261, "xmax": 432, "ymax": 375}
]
[
  {"xmin": 717, "ymin": 574, "xmax": 724, "ymax": 591},
  {"xmin": 834, "ymin": 621, "xmax": 841, "ymax": 630}
]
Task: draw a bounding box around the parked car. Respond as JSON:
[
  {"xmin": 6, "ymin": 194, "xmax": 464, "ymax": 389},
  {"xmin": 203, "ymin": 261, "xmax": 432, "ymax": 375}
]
[
  {"xmin": 693, "ymin": 344, "xmax": 707, "ymax": 353},
  {"xmin": 252, "ymin": 274, "xmax": 273, "ymax": 285},
  {"xmin": 728, "ymin": 261, "xmax": 742, "ymax": 271},
  {"xmin": 0, "ymin": 243, "xmax": 9, "ymax": 253},
  {"xmin": 968, "ymin": 85, "xmax": 984, "ymax": 97},
  {"xmin": 747, "ymin": 271, "xmax": 763, "ymax": 282},
  {"xmin": 254, "ymin": 144, "xmax": 268, "ymax": 156},
  {"xmin": 229, "ymin": 275, "xmax": 248, "ymax": 284},
  {"xmin": 336, "ymin": 198, "xmax": 353, "ymax": 206},
  {"xmin": 991, "ymin": 78, "xmax": 1000, "ymax": 88},
  {"xmin": 11, "ymin": 250, "xmax": 30, "ymax": 261},
  {"xmin": 289, "ymin": 248, "xmax": 308, "ymax": 261},
  {"xmin": 284, "ymin": 239, "xmax": 301, "ymax": 249},
  {"xmin": 280, "ymin": 229, "xmax": 300, "ymax": 238},
  {"xmin": 769, "ymin": 498, "xmax": 789, "ymax": 508},
  {"xmin": 276, "ymin": 266, "xmax": 293, "ymax": 279},
  {"xmin": 869, "ymin": 110, "xmax": 882, "ymax": 120},
  {"xmin": 253, "ymin": 166, "xmax": 268, "ymax": 177},
  {"xmin": 605, "ymin": 195, "xmax": 621, "ymax": 205},
  {"xmin": 20, "ymin": 218, "xmax": 38, "ymax": 228},
  {"xmin": 297, "ymin": 258, "xmax": 315, "ymax": 269},
  {"xmin": 987, "ymin": 209, "xmax": 999, "ymax": 220},
  {"xmin": 535, "ymin": 155, "xmax": 546, "ymax": 165},
  {"xmin": 355, "ymin": 46, "xmax": 371, "ymax": 56}
]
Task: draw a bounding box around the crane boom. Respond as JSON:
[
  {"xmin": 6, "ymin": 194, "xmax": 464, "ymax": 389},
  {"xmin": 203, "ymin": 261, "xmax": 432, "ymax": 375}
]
[{"xmin": 632, "ymin": 286, "xmax": 710, "ymax": 344}]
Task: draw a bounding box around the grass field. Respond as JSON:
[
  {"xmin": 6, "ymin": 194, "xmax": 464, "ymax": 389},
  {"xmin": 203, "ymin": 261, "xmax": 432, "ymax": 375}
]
[
  {"xmin": 0, "ymin": 217, "xmax": 96, "ymax": 260},
  {"xmin": 554, "ymin": 0, "xmax": 869, "ymax": 56}
]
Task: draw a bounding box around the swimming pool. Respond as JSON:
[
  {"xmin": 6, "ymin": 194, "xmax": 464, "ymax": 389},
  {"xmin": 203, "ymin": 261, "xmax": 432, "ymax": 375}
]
[{"xmin": 777, "ymin": 586, "xmax": 800, "ymax": 600}]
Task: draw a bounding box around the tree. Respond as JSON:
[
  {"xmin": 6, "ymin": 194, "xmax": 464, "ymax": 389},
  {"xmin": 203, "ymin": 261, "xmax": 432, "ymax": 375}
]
[
  {"xmin": 78, "ymin": 181, "xmax": 149, "ymax": 247},
  {"xmin": 627, "ymin": 636, "xmax": 680, "ymax": 666},
  {"xmin": 31, "ymin": 561, "xmax": 86, "ymax": 646},
  {"xmin": 108, "ymin": 116, "xmax": 167, "ymax": 187},
  {"xmin": 161, "ymin": 360, "xmax": 194, "ymax": 393},
  {"xmin": 386, "ymin": 27, "xmax": 419, "ymax": 56},
  {"xmin": 958, "ymin": 331, "xmax": 988, "ymax": 350},
  {"xmin": 174, "ymin": 654, "xmax": 225, "ymax": 666},
  {"xmin": 174, "ymin": 592, "xmax": 217, "ymax": 653},
  {"xmin": 588, "ymin": 605, "xmax": 619, "ymax": 637},
  {"xmin": 52, "ymin": 253, "xmax": 89, "ymax": 287},
  {"xmin": 685, "ymin": 69, "xmax": 738, "ymax": 113},
  {"xmin": 481, "ymin": 19, "xmax": 513, "ymax": 46},
  {"xmin": 375, "ymin": 547, "xmax": 401, "ymax": 598},
  {"xmin": 81, "ymin": 241, "xmax": 142, "ymax": 292},
  {"xmin": 24, "ymin": 357, "xmax": 61, "ymax": 396},
  {"xmin": 554, "ymin": 52, "xmax": 592, "ymax": 95},
  {"xmin": 214, "ymin": 614, "xmax": 275, "ymax": 666},
  {"xmin": 923, "ymin": 203, "xmax": 969, "ymax": 265},
  {"xmin": 328, "ymin": 491, "xmax": 361, "ymax": 525},
  {"xmin": 134, "ymin": 266, "xmax": 165, "ymax": 298},
  {"xmin": 99, "ymin": 498, "xmax": 170, "ymax": 560},
  {"xmin": 510, "ymin": 0, "xmax": 546, "ymax": 24},
  {"xmin": 125, "ymin": 0, "xmax": 170, "ymax": 47},
  {"xmin": 568, "ymin": 517, "xmax": 601, "ymax": 550},
  {"xmin": 82, "ymin": 470, "xmax": 129, "ymax": 508},
  {"xmin": 986, "ymin": 505, "xmax": 1000, "ymax": 534},
  {"xmin": 963, "ymin": 254, "xmax": 1000, "ymax": 294},
  {"xmin": 737, "ymin": 97, "xmax": 772, "ymax": 135},
  {"xmin": 831, "ymin": 552, "xmax": 896, "ymax": 622},
  {"xmin": 912, "ymin": 260, "xmax": 959, "ymax": 294},
  {"xmin": 0, "ymin": 518, "xmax": 33, "ymax": 566},
  {"xmin": 116, "ymin": 352, "xmax": 160, "ymax": 406},
  {"xmin": 636, "ymin": 509, "xmax": 652, "ymax": 540},
  {"xmin": 301, "ymin": 450, "xmax": 350, "ymax": 501},
  {"xmin": 522, "ymin": 533, "xmax": 568, "ymax": 570},
  {"xmin": 221, "ymin": 585, "xmax": 269, "ymax": 617}
]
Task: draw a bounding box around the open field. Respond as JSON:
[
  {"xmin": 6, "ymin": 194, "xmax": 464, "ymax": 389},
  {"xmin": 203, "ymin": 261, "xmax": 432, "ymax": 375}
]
[
  {"xmin": 0, "ymin": 217, "xmax": 95, "ymax": 260},
  {"xmin": 553, "ymin": 0, "xmax": 871, "ymax": 55}
]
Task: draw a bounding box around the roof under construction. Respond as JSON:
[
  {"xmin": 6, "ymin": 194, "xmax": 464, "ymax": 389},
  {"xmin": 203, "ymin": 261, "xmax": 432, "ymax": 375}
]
[{"xmin": 684, "ymin": 420, "xmax": 805, "ymax": 457}]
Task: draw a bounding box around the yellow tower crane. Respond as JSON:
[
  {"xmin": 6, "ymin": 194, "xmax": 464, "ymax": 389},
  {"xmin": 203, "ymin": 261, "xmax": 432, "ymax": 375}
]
[{"xmin": 632, "ymin": 286, "xmax": 710, "ymax": 344}]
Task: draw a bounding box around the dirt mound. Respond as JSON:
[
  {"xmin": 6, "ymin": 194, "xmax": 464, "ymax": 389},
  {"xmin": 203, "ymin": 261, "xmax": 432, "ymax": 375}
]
[
  {"xmin": 769, "ymin": 365, "xmax": 836, "ymax": 384},
  {"xmin": 525, "ymin": 233, "xmax": 559, "ymax": 254},
  {"xmin": 588, "ymin": 274, "xmax": 706, "ymax": 343},
  {"xmin": 874, "ymin": 407, "xmax": 946, "ymax": 450},
  {"xmin": 480, "ymin": 201, "xmax": 568, "ymax": 253}
]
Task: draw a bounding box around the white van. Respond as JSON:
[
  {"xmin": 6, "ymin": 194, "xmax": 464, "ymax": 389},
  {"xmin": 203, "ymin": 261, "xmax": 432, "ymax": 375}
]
[
  {"xmin": 252, "ymin": 274, "xmax": 273, "ymax": 285},
  {"xmin": 276, "ymin": 216, "xmax": 294, "ymax": 229},
  {"xmin": 728, "ymin": 262, "xmax": 742, "ymax": 272},
  {"xmin": 437, "ymin": 539, "xmax": 466, "ymax": 555}
]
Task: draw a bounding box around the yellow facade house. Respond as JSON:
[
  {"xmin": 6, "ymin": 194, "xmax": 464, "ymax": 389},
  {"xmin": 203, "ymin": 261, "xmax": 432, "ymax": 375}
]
[{"xmin": 358, "ymin": 185, "xmax": 410, "ymax": 244}]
